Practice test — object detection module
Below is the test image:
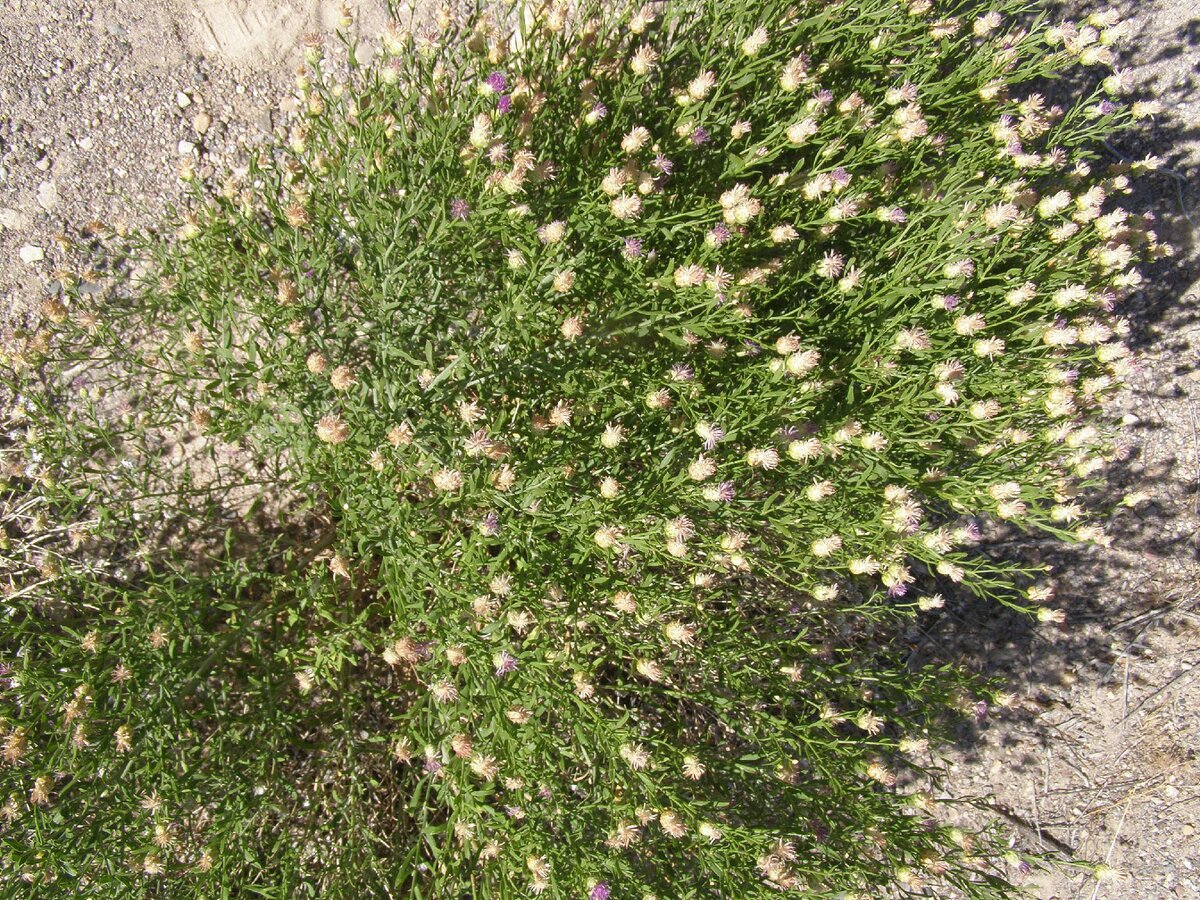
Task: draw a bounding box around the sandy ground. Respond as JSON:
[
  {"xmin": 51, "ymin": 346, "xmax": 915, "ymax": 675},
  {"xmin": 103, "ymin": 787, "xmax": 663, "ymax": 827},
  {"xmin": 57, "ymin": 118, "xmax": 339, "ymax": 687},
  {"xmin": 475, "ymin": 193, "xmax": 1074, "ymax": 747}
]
[
  {"xmin": 0, "ymin": 0, "xmax": 390, "ymax": 291},
  {"xmin": 931, "ymin": 2, "xmax": 1200, "ymax": 897},
  {"xmin": 1, "ymin": 2, "xmax": 1197, "ymax": 897}
]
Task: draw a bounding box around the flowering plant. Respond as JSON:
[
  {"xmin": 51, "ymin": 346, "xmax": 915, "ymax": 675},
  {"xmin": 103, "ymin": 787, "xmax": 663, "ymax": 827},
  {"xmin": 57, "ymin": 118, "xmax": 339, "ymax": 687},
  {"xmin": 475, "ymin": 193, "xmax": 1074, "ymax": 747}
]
[{"xmin": 0, "ymin": 0, "xmax": 1163, "ymax": 895}]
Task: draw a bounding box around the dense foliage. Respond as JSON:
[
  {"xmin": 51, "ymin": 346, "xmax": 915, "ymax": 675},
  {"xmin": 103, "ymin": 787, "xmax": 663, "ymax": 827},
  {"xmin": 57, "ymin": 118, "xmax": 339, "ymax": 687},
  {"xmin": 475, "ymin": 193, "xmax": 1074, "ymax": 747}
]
[{"xmin": 0, "ymin": 0, "xmax": 1164, "ymax": 896}]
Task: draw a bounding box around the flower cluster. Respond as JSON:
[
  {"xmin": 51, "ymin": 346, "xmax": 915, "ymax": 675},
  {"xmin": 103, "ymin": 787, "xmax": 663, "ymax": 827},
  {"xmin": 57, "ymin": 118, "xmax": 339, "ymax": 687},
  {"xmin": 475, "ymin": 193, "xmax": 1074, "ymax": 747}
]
[{"xmin": 0, "ymin": 0, "xmax": 1160, "ymax": 896}]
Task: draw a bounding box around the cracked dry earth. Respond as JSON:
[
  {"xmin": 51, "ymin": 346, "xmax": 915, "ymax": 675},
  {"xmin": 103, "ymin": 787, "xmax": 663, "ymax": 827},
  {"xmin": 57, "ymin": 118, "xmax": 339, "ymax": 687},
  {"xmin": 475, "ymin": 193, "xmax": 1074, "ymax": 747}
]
[{"xmin": 1, "ymin": 1, "xmax": 1197, "ymax": 898}]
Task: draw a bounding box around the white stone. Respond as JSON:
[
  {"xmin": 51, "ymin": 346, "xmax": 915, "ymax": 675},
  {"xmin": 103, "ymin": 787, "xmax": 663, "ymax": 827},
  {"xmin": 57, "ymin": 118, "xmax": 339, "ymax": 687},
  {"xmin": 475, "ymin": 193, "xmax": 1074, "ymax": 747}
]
[
  {"xmin": 178, "ymin": 139, "xmax": 196, "ymax": 155},
  {"xmin": 0, "ymin": 207, "xmax": 29, "ymax": 229},
  {"xmin": 19, "ymin": 245, "xmax": 45, "ymax": 263},
  {"xmin": 176, "ymin": 91, "xmax": 192, "ymax": 108},
  {"xmin": 36, "ymin": 180, "xmax": 58, "ymax": 211}
]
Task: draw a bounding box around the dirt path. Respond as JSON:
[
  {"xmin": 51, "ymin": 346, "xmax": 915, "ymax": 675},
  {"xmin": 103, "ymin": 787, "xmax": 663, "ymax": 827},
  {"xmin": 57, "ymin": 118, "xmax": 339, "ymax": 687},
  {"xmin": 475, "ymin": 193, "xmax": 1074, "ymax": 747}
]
[{"xmin": 1, "ymin": 2, "xmax": 1197, "ymax": 897}]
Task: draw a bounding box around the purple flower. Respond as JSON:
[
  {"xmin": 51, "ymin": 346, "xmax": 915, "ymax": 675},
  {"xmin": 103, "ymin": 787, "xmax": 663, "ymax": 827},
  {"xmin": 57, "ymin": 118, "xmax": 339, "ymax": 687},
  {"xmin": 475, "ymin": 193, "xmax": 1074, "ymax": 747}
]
[
  {"xmin": 708, "ymin": 222, "xmax": 730, "ymax": 246},
  {"xmin": 690, "ymin": 126, "xmax": 710, "ymax": 145},
  {"xmin": 621, "ymin": 236, "xmax": 643, "ymax": 259},
  {"xmin": 1098, "ymin": 99, "xmax": 1116, "ymax": 115},
  {"xmin": 974, "ymin": 700, "xmax": 990, "ymax": 723},
  {"xmin": 480, "ymin": 511, "xmax": 500, "ymax": 537},
  {"xmin": 493, "ymin": 651, "xmax": 519, "ymax": 677},
  {"xmin": 652, "ymin": 153, "xmax": 674, "ymax": 174},
  {"xmin": 713, "ymin": 481, "xmax": 736, "ymax": 502},
  {"xmin": 590, "ymin": 883, "xmax": 611, "ymax": 900},
  {"xmin": 830, "ymin": 166, "xmax": 851, "ymax": 187},
  {"xmin": 486, "ymin": 71, "xmax": 508, "ymax": 93},
  {"xmin": 701, "ymin": 423, "xmax": 725, "ymax": 450},
  {"xmin": 423, "ymin": 757, "xmax": 442, "ymax": 774},
  {"xmin": 670, "ymin": 363, "xmax": 695, "ymax": 383},
  {"xmin": 450, "ymin": 198, "xmax": 470, "ymax": 220},
  {"xmin": 813, "ymin": 89, "xmax": 834, "ymax": 107},
  {"xmin": 496, "ymin": 94, "xmax": 512, "ymax": 114},
  {"xmin": 590, "ymin": 102, "xmax": 608, "ymax": 121},
  {"xmin": 887, "ymin": 582, "xmax": 909, "ymax": 598},
  {"xmin": 941, "ymin": 294, "xmax": 960, "ymax": 310}
]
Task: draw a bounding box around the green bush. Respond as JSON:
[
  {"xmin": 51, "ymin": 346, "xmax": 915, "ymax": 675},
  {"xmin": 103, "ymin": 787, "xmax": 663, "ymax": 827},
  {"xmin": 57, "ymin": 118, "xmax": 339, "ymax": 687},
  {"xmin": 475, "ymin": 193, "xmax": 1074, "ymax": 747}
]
[{"xmin": 0, "ymin": 0, "xmax": 1164, "ymax": 896}]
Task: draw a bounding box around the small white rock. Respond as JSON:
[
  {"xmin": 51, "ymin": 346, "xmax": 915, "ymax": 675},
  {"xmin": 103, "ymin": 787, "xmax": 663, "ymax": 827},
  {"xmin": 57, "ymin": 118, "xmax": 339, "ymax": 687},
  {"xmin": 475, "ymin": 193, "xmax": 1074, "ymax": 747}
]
[
  {"xmin": 19, "ymin": 244, "xmax": 45, "ymax": 263},
  {"xmin": 0, "ymin": 206, "xmax": 29, "ymax": 229},
  {"xmin": 79, "ymin": 136, "xmax": 95, "ymax": 151},
  {"xmin": 178, "ymin": 139, "xmax": 196, "ymax": 155},
  {"xmin": 176, "ymin": 91, "xmax": 192, "ymax": 108},
  {"xmin": 193, "ymin": 112, "xmax": 211, "ymax": 135},
  {"xmin": 36, "ymin": 180, "xmax": 58, "ymax": 211}
]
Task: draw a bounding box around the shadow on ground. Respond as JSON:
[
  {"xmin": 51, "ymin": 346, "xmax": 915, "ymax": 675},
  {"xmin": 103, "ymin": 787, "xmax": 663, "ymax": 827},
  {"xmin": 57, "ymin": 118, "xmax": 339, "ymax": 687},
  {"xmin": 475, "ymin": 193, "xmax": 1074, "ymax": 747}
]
[{"xmin": 911, "ymin": 6, "xmax": 1200, "ymax": 897}]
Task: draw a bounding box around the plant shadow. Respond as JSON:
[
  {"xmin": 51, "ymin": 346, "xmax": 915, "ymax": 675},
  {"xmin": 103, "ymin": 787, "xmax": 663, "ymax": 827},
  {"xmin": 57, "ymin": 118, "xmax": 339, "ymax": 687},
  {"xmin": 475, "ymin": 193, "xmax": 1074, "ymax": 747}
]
[{"xmin": 908, "ymin": 3, "xmax": 1200, "ymax": 891}]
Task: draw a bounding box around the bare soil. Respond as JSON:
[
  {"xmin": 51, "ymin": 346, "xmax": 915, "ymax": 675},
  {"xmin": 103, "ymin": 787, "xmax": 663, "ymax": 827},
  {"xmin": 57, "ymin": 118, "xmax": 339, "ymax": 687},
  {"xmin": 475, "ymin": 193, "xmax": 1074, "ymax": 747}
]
[{"xmin": 933, "ymin": 1, "xmax": 1200, "ymax": 896}]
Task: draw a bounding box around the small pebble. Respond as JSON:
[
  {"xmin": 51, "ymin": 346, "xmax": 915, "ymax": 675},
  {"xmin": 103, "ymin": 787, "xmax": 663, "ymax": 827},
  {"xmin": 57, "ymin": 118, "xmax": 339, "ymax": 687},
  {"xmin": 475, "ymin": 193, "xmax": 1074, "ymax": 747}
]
[
  {"xmin": 0, "ymin": 207, "xmax": 29, "ymax": 229},
  {"xmin": 176, "ymin": 91, "xmax": 192, "ymax": 108},
  {"xmin": 193, "ymin": 112, "xmax": 211, "ymax": 135},
  {"xmin": 37, "ymin": 181, "xmax": 59, "ymax": 211},
  {"xmin": 19, "ymin": 245, "xmax": 45, "ymax": 263},
  {"xmin": 178, "ymin": 139, "xmax": 196, "ymax": 155}
]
